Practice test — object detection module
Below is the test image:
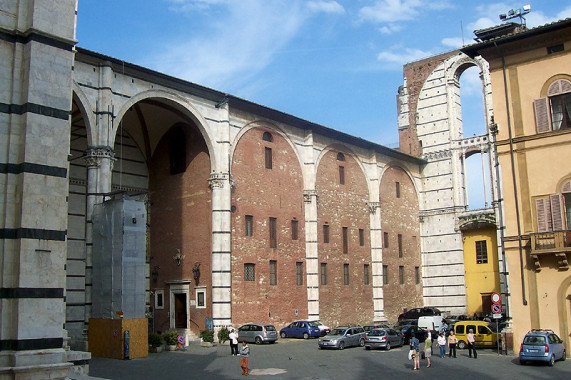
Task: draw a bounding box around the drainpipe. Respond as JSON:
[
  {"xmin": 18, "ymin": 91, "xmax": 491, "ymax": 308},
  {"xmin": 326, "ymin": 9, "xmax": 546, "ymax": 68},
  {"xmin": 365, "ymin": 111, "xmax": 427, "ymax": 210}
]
[{"xmin": 494, "ymin": 41, "xmax": 527, "ymax": 306}]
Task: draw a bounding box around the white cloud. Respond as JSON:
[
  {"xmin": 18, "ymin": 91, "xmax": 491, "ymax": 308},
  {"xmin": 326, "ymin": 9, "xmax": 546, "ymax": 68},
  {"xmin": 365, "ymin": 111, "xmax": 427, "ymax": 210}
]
[
  {"xmin": 441, "ymin": 37, "xmax": 464, "ymax": 48},
  {"xmin": 358, "ymin": 0, "xmax": 454, "ymax": 23},
  {"xmin": 155, "ymin": 1, "xmax": 308, "ymax": 91},
  {"xmin": 377, "ymin": 47, "xmax": 433, "ymax": 67},
  {"xmin": 378, "ymin": 23, "xmax": 403, "ymax": 34},
  {"xmin": 307, "ymin": 1, "xmax": 345, "ymax": 14}
]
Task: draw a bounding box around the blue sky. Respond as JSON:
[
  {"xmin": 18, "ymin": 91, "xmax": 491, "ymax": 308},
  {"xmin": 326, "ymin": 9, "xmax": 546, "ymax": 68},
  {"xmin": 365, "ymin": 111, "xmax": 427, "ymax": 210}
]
[{"xmin": 76, "ymin": 0, "xmax": 570, "ymax": 151}]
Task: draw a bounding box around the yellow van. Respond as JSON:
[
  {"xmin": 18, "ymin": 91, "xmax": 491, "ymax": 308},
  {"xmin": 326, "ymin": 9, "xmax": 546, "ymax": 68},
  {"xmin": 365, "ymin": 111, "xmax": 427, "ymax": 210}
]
[{"xmin": 454, "ymin": 321, "xmax": 499, "ymax": 349}]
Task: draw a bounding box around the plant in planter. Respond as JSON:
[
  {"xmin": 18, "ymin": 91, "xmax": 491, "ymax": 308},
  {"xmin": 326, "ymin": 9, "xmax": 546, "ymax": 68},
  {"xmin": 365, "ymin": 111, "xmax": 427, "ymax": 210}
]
[
  {"xmin": 148, "ymin": 333, "xmax": 163, "ymax": 353},
  {"xmin": 163, "ymin": 330, "xmax": 179, "ymax": 351},
  {"xmin": 217, "ymin": 326, "xmax": 230, "ymax": 344},
  {"xmin": 200, "ymin": 329, "xmax": 214, "ymax": 347}
]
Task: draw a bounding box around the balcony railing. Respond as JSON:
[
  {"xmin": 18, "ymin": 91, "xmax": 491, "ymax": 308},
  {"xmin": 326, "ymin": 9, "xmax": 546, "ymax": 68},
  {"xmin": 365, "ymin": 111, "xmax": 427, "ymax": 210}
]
[{"xmin": 529, "ymin": 231, "xmax": 570, "ymax": 271}]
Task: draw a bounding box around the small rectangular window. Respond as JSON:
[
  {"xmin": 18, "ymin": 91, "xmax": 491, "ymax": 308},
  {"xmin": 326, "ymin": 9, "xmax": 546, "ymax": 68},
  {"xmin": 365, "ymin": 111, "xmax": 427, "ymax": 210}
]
[
  {"xmin": 399, "ymin": 266, "xmax": 404, "ymax": 285},
  {"xmin": 383, "ymin": 232, "xmax": 389, "ymax": 248},
  {"xmin": 398, "ymin": 234, "xmax": 403, "ymax": 258},
  {"xmin": 269, "ymin": 217, "xmax": 277, "ymax": 248},
  {"xmin": 245, "ymin": 215, "xmax": 253, "ymax": 237},
  {"xmin": 296, "ymin": 262, "xmax": 303, "ymax": 285},
  {"xmin": 547, "ymin": 44, "xmax": 564, "ymax": 54},
  {"xmin": 364, "ymin": 264, "xmax": 370, "ymax": 285},
  {"xmin": 342, "ymin": 227, "xmax": 348, "ymax": 253},
  {"xmin": 415, "ymin": 266, "xmax": 420, "ymax": 284},
  {"xmin": 396, "ymin": 181, "xmax": 401, "ymax": 198},
  {"xmin": 320, "ymin": 263, "xmax": 327, "ymax": 285},
  {"xmin": 476, "ymin": 240, "xmax": 488, "ymax": 264},
  {"xmin": 323, "ymin": 224, "xmax": 330, "ymax": 243},
  {"xmin": 196, "ymin": 287, "xmax": 206, "ymax": 308},
  {"xmin": 265, "ymin": 147, "xmax": 273, "ymax": 169},
  {"xmin": 291, "ymin": 219, "xmax": 299, "ymax": 240},
  {"xmin": 359, "ymin": 228, "xmax": 365, "ymax": 246},
  {"xmin": 383, "ymin": 265, "xmax": 388, "ymax": 285},
  {"xmin": 339, "ymin": 166, "xmax": 345, "ymax": 185},
  {"xmin": 244, "ymin": 263, "xmax": 255, "ymax": 281},
  {"xmin": 155, "ymin": 289, "xmax": 164, "ymax": 309},
  {"xmin": 270, "ymin": 260, "xmax": 277, "ymax": 285},
  {"xmin": 343, "ymin": 264, "xmax": 349, "ymax": 285}
]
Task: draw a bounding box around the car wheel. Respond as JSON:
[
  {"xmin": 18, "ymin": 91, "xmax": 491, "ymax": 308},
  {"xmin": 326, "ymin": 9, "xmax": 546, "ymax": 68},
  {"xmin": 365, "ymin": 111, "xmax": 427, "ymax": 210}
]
[
  {"xmin": 339, "ymin": 341, "xmax": 345, "ymax": 350},
  {"xmin": 549, "ymin": 355, "xmax": 555, "ymax": 366},
  {"xmin": 255, "ymin": 336, "xmax": 263, "ymax": 345},
  {"xmin": 386, "ymin": 342, "xmax": 391, "ymax": 351},
  {"xmin": 457, "ymin": 340, "xmax": 466, "ymax": 349},
  {"xmin": 359, "ymin": 338, "xmax": 365, "ymax": 347},
  {"xmin": 303, "ymin": 333, "xmax": 309, "ymax": 340},
  {"xmin": 561, "ymin": 351, "xmax": 566, "ymax": 361},
  {"xmin": 519, "ymin": 359, "xmax": 526, "ymax": 365},
  {"xmin": 280, "ymin": 332, "xmax": 287, "ymax": 338}
]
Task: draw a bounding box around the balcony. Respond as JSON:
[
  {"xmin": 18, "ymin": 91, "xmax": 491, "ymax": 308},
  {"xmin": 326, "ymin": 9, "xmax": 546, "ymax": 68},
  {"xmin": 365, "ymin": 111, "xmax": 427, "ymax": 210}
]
[{"xmin": 529, "ymin": 231, "xmax": 571, "ymax": 271}]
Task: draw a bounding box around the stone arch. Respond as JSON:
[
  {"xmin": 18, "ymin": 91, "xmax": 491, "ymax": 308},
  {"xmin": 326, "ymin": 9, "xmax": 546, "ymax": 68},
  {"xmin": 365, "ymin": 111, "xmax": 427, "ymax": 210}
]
[
  {"xmin": 379, "ymin": 161, "xmax": 420, "ymax": 199},
  {"xmin": 72, "ymin": 83, "xmax": 96, "ymax": 146},
  {"xmin": 556, "ymin": 274, "xmax": 571, "ymax": 357},
  {"xmin": 540, "ymin": 74, "xmax": 571, "ymax": 97},
  {"xmin": 316, "ymin": 143, "xmax": 371, "ymax": 196},
  {"xmin": 231, "ymin": 120, "xmax": 305, "ymax": 186},
  {"xmin": 114, "ymin": 89, "xmax": 217, "ymax": 170}
]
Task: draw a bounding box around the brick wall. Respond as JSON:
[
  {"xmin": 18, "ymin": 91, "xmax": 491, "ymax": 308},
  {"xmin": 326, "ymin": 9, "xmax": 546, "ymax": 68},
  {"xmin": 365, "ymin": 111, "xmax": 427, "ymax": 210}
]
[
  {"xmin": 149, "ymin": 123, "xmax": 212, "ymax": 334},
  {"xmin": 231, "ymin": 126, "xmax": 306, "ymax": 329},
  {"xmin": 316, "ymin": 149, "xmax": 372, "ymax": 327},
  {"xmin": 380, "ymin": 165, "xmax": 422, "ymax": 323}
]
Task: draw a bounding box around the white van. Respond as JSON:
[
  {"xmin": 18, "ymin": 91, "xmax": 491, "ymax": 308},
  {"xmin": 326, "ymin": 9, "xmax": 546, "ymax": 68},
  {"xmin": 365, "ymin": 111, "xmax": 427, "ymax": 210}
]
[{"xmin": 417, "ymin": 316, "xmax": 445, "ymax": 332}]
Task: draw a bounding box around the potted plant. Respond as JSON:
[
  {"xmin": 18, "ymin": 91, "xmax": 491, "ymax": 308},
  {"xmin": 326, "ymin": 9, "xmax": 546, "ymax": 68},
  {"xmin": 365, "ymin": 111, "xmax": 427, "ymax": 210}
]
[
  {"xmin": 148, "ymin": 333, "xmax": 163, "ymax": 353},
  {"xmin": 217, "ymin": 326, "xmax": 230, "ymax": 344},
  {"xmin": 163, "ymin": 330, "xmax": 179, "ymax": 351},
  {"xmin": 200, "ymin": 329, "xmax": 215, "ymax": 347}
]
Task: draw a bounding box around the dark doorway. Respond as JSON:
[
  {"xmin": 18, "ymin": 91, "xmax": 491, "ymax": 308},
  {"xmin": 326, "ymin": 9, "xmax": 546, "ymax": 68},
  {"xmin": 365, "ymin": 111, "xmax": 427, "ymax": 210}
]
[{"xmin": 174, "ymin": 293, "xmax": 187, "ymax": 328}]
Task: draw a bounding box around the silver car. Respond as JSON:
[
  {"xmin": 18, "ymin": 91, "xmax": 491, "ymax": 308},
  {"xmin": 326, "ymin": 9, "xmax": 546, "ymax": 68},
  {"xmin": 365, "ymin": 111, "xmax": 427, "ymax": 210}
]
[
  {"xmin": 364, "ymin": 328, "xmax": 403, "ymax": 350},
  {"xmin": 237, "ymin": 323, "xmax": 278, "ymax": 344},
  {"xmin": 318, "ymin": 326, "xmax": 366, "ymax": 350}
]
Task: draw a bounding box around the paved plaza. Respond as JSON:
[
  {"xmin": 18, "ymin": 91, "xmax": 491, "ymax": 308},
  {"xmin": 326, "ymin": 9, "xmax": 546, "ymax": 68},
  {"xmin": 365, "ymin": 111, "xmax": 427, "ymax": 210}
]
[{"xmin": 76, "ymin": 338, "xmax": 571, "ymax": 380}]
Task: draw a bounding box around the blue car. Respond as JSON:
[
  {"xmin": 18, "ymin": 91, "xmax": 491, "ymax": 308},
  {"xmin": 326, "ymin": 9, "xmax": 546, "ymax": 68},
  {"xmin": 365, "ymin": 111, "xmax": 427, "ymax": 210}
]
[
  {"xmin": 280, "ymin": 321, "xmax": 321, "ymax": 339},
  {"xmin": 519, "ymin": 329, "xmax": 566, "ymax": 366}
]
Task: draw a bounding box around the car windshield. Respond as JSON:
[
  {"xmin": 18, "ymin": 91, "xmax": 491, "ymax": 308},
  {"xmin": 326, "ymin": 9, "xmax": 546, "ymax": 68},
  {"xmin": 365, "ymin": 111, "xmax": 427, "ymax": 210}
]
[
  {"xmin": 265, "ymin": 325, "xmax": 276, "ymax": 331},
  {"xmin": 368, "ymin": 330, "xmax": 386, "ymax": 336},
  {"xmin": 308, "ymin": 321, "xmax": 320, "ymax": 327},
  {"xmin": 330, "ymin": 328, "xmax": 347, "ymax": 336},
  {"xmin": 523, "ymin": 335, "xmax": 546, "ymax": 345}
]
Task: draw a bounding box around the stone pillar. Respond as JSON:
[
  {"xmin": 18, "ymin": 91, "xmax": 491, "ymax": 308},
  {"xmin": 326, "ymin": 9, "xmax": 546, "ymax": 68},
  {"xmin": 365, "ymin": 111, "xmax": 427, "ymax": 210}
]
[
  {"xmin": 0, "ymin": 1, "xmax": 78, "ymax": 378},
  {"xmin": 303, "ymin": 190, "xmax": 320, "ymax": 320},
  {"xmin": 369, "ymin": 202, "xmax": 386, "ymax": 322},
  {"xmin": 209, "ymin": 173, "xmax": 233, "ymax": 329}
]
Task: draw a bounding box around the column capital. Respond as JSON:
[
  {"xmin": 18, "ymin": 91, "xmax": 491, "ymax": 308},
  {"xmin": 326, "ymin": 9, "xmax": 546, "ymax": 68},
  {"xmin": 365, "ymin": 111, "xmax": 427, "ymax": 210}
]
[
  {"xmin": 84, "ymin": 146, "xmax": 115, "ymax": 168},
  {"xmin": 368, "ymin": 201, "xmax": 380, "ymax": 214},
  {"xmin": 303, "ymin": 190, "xmax": 318, "ymax": 203},
  {"xmin": 208, "ymin": 172, "xmax": 233, "ymax": 190}
]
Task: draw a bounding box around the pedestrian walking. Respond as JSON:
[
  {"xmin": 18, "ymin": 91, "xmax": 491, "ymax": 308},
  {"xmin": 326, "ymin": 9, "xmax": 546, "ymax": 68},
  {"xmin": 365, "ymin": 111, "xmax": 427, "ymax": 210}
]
[
  {"xmin": 229, "ymin": 329, "xmax": 239, "ymax": 356},
  {"xmin": 410, "ymin": 336, "xmax": 420, "ymax": 371},
  {"xmin": 239, "ymin": 341, "xmax": 250, "ymax": 376},
  {"xmin": 424, "ymin": 333, "xmax": 432, "ymax": 368},
  {"xmin": 467, "ymin": 329, "xmax": 477, "ymax": 358},
  {"xmin": 437, "ymin": 332, "xmax": 446, "ymax": 358},
  {"xmin": 448, "ymin": 330, "xmax": 457, "ymax": 358}
]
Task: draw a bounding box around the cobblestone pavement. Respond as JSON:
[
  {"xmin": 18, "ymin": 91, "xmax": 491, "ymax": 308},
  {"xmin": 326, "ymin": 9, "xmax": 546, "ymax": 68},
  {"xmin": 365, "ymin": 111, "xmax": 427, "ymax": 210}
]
[{"xmin": 85, "ymin": 339, "xmax": 571, "ymax": 380}]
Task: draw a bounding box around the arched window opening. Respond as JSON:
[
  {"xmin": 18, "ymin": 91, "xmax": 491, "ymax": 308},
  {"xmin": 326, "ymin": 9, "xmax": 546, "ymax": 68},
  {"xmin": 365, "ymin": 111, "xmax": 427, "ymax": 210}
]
[
  {"xmin": 337, "ymin": 152, "xmax": 345, "ymax": 161},
  {"xmin": 459, "ymin": 66, "xmax": 487, "ymax": 137},
  {"xmin": 464, "ymin": 152, "xmax": 492, "ymax": 210},
  {"xmin": 262, "ymin": 131, "xmax": 273, "ymax": 142},
  {"xmin": 534, "ymin": 79, "xmax": 571, "ymax": 133}
]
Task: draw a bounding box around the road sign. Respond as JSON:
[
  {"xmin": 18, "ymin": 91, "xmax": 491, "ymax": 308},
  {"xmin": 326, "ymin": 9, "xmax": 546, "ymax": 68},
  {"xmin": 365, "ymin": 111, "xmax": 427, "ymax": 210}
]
[
  {"xmin": 491, "ymin": 303, "xmax": 501, "ymax": 314},
  {"xmin": 493, "ymin": 313, "xmax": 502, "ymax": 319},
  {"xmin": 491, "ymin": 292, "xmax": 501, "ymax": 304}
]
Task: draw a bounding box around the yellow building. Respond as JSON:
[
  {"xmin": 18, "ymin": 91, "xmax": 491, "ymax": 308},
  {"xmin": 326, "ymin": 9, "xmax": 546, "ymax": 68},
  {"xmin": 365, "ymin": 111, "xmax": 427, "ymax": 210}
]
[{"xmin": 463, "ymin": 18, "xmax": 571, "ymax": 356}]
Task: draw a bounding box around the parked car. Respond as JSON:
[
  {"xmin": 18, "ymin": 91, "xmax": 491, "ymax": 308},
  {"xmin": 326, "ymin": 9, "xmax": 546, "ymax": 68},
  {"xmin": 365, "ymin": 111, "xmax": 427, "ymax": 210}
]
[
  {"xmin": 400, "ymin": 325, "xmax": 429, "ymax": 345},
  {"xmin": 318, "ymin": 326, "xmax": 366, "ymax": 350},
  {"xmin": 446, "ymin": 315, "xmax": 471, "ymax": 325},
  {"xmin": 519, "ymin": 329, "xmax": 566, "ymax": 366},
  {"xmin": 237, "ymin": 323, "xmax": 278, "ymax": 344},
  {"xmin": 310, "ymin": 320, "xmax": 331, "ymax": 336},
  {"xmin": 398, "ymin": 307, "xmax": 441, "ymax": 323},
  {"xmin": 453, "ymin": 321, "xmax": 499, "ymax": 349},
  {"xmin": 280, "ymin": 321, "xmax": 321, "ymax": 339},
  {"xmin": 363, "ymin": 324, "xmax": 390, "ymax": 333},
  {"xmin": 364, "ymin": 328, "xmax": 403, "ymax": 351}
]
